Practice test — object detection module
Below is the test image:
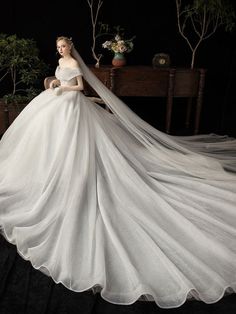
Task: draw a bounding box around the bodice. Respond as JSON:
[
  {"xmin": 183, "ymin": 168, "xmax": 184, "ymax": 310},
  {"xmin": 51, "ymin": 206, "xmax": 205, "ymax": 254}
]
[{"xmin": 55, "ymin": 66, "xmax": 83, "ymax": 86}]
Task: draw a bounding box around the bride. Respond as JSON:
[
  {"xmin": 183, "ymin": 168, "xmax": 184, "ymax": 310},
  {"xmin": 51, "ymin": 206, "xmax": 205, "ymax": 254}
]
[{"xmin": 0, "ymin": 36, "xmax": 235, "ymax": 309}]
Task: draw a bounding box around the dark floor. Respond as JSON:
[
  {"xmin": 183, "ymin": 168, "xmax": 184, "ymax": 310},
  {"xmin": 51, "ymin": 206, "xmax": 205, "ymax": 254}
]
[{"xmin": 0, "ymin": 235, "xmax": 236, "ymax": 314}]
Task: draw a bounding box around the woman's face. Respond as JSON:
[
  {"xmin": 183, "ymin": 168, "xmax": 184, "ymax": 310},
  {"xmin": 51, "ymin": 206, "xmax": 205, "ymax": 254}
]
[{"xmin": 57, "ymin": 40, "xmax": 71, "ymax": 57}]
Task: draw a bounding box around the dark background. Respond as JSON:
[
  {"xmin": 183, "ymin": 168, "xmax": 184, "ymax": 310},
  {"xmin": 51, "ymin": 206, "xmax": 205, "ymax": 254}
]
[
  {"xmin": 1, "ymin": 0, "xmax": 236, "ymax": 136},
  {"xmin": 1, "ymin": 1, "xmax": 236, "ymax": 313}
]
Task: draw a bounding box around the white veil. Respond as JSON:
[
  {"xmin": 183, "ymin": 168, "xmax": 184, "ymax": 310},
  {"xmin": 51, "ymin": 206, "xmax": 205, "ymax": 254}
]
[
  {"xmin": 72, "ymin": 47, "xmax": 236, "ymax": 177},
  {"xmin": 0, "ymin": 46, "xmax": 235, "ymax": 309}
]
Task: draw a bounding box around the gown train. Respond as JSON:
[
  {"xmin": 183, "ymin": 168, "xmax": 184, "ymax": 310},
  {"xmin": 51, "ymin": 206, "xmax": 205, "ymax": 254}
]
[{"xmin": 0, "ymin": 49, "xmax": 236, "ymax": 308}]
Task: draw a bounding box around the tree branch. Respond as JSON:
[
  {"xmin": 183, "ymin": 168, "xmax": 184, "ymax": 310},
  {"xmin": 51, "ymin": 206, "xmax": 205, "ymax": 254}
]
[{"xmin": 87, "ymin": 0, "xmax": 104, "ymax": 67}]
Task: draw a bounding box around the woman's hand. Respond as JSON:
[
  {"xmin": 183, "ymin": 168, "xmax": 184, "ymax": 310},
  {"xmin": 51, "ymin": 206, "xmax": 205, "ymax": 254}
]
[
  {"xmin": 54, "ymin": 86, "xmax": 63, "ymax": 96},
  {"xmin": 49, "ymin": 79, "xmax": 60, "ymax": 89}
]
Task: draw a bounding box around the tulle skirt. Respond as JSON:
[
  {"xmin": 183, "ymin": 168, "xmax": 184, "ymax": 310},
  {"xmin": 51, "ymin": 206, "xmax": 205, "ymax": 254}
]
[{"xmin": 0, "ymin": 88, "xmax": 236, "ymax": 308}]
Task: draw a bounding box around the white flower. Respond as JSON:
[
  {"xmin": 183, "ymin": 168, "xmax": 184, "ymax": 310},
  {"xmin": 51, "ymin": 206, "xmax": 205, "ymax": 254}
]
[
  {"xmin": 102, "ymin": 34, "xmax": 134, "ymax": 54},
  {"xmin": 115, "ymin": 34, "xmax": 121, "ymax": 41},
  {"xmin": 102, "ymin": 41, "xmax": 112, "ymax": 49}
]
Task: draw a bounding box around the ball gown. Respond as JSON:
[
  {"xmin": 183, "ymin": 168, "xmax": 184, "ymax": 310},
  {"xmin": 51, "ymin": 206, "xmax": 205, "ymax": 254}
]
[{"xmin": 0, "ymin": 49, "xmax": 236, "ymax": 309}]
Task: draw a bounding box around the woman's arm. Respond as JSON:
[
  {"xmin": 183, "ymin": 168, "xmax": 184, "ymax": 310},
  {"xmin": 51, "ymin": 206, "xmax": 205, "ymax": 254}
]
[{"xmin": 58, "ymin": 75, "xmax": 84, "ymax": 92}]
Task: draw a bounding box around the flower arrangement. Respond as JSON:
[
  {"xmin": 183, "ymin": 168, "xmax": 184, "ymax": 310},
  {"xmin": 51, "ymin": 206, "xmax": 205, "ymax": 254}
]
[{"xmin": 102, "ymin": 34, "xmax": 134, "ymax": 54}]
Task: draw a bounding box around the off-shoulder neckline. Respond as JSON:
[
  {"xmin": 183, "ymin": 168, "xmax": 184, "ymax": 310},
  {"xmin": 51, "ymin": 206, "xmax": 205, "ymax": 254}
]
[{"xmin": 57, "ymin": 65, "xmax": 81, "ymax": 70}]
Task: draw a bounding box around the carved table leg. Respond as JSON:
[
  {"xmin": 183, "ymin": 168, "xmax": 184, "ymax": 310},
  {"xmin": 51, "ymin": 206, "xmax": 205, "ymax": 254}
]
[
  {"xmin": 194, "ymin": 69, "xmax": 206, "ymax": 134},
  {"xmin": 166, "ymin": 69, "xmax": 175, "ymax": 133}
]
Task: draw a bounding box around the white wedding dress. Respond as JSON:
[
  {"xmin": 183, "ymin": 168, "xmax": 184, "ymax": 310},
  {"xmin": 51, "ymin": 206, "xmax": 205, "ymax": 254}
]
[{"xmin": 0, "ymin": 48, "xmax": 236, "ymax": 309}]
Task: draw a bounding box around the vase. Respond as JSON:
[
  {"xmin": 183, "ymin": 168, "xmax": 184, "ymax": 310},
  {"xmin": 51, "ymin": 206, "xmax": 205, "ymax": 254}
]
[{"xmin": 112, "ymin": 52, "xmax": 126, "ymax": 67}]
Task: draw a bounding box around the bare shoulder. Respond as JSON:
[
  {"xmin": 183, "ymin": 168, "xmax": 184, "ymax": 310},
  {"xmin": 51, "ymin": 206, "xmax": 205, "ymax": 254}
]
[
  {"xmin": 71, "ymin": 58, "xmax": 80, "ymax": 68},
  {"xmin": 58, "ymin": 58, "xmax": 64, "ymax": 66}
]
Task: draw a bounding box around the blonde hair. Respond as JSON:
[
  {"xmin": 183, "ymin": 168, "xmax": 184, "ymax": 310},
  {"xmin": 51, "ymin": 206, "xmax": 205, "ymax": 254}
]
[{"xmin": 56, "ymin": 36, "xmax": 73, "ymax": 49}]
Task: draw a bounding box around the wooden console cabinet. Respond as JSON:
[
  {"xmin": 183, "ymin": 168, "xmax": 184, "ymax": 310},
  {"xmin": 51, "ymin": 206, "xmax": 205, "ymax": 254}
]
[
  {"xmin": 1, "ymin": 66, "xmax": 206, "ymax": 136},
  {"xmin": 84, "ymin": 66, "xmax": 206, "ymax": 134}
]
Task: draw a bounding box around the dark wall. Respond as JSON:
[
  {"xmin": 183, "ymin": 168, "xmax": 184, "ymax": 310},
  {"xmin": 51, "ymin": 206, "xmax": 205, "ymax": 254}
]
[{"xmin": 1, "ymin": 0, "xmax": 236, "ymax": 136}]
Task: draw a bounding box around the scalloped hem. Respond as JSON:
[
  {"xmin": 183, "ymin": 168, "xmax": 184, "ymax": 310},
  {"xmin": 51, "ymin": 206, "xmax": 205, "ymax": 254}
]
[{"xmin": 1, "ymin": 228, "xmax": 236, "ymax": 309}]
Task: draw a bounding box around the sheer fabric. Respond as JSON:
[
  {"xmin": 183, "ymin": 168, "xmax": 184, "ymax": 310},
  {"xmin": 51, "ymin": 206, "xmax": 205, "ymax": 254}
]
[
  {"xmin": 0, "ymin": 48, "xmax": 235, "ymax": 309},
  {"xmin": 72, "ymin": 48, "xmax": 236, "ymax": 177}
]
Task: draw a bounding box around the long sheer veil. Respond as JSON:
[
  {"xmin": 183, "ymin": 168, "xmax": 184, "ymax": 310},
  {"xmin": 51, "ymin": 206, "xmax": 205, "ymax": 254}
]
[
  {"xmin": 72, "ymin": 47, "xmax": 236, "ymax": 177},
  {"xmin": 0, "ymin": 46, "xmax": 235, "ymax": 310}
]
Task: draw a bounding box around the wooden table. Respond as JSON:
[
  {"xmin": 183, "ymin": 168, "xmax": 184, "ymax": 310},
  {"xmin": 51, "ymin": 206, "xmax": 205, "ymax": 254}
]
[
  {"xmin": 1, "ymin": 66, "xmax": 206, "ymax": 136},
  {"xmin": 84, "ymin": 66, "xmax": 206, "ymax": 134}
]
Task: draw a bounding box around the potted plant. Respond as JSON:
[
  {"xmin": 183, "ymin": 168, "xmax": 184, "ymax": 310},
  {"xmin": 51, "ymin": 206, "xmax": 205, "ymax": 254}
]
[
  {"xmin": 102, "ymin": 34, "xmax": 135, "ymax": 67},
  {"xmin": 175, "ymin": 0, "xmax": 236, "ymax": 69},
  {"xmin": 0, "ymin": 33, "xmax": 49, "ymax": 134}
]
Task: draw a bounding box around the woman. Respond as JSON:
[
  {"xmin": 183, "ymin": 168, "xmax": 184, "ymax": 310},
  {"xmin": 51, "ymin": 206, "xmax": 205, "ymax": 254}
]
[{"xmin": 0, "ymin": 36, "xmax": 236, "ymax": 309}]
